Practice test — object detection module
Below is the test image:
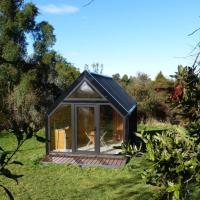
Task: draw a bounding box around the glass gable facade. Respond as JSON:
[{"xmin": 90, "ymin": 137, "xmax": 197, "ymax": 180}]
[
  {"xmin": 68, "ymin": 81, "xmax": 102, "ymax": 99},
  {"xmin": 47, "ymin": 74, "xmax": 132, "ymax": 155}
]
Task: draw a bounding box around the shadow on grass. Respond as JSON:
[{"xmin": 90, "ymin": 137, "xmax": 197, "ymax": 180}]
[
  {"xmin": 79, "ymin": 176, "xmax": 156, "ymax": 200},
  {"xmin": 18, "ymin": 146, "xmax": 44, "ymax": 152}
]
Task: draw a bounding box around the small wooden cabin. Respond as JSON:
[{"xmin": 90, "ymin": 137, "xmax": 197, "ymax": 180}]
[{"xmin": 46, "ymin": 71, "xmax": 137, "ymax": 155}]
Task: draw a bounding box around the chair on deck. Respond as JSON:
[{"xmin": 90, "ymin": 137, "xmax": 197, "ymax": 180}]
[
  {"xmin": 100, "ymin": 131, "xmax": 107, "ymax": 147},
  {"xmin": 85, "ymin": 131, "xmax": 95, "ymax": 146}
]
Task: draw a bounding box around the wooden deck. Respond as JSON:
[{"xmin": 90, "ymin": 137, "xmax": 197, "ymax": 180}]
[{"xmin": 42, "ymin": 154, "xmax": 128, "ymax": 168}]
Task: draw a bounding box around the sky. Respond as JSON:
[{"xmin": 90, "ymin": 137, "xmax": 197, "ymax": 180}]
[{"xmin": 27, "ymin": 0, "xmax": 200, "ymax": 79}]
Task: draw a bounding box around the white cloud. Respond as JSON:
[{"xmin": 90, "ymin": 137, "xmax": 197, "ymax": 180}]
[{"xmin": 39, "ymin": 4, "xmax": 79, "ymax": 14}]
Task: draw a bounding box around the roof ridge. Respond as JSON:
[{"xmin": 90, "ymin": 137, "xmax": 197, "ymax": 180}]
[
  {"xmin": 88, "ymin": 72, "xmax": 129, "ymax": 113},
  {"xmin": 85, "ymin": 70, "xmax": 112, "ymax": 79}
]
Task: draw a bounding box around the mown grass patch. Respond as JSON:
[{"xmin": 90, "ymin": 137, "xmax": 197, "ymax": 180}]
[
  {"xmin": 0, "ymin": 128, "xmax": 199, "ymax": 200},
  {"xmin": 0, "ymin": 131, "xmax": 160, "ymax": 200}
]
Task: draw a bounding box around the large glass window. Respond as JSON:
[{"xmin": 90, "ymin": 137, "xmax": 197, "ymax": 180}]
[
  {"xmin": 50, "ymin": 104, "xmax": 72, "ymax": 152},
  {"xmin": 76, "ymin": 106, "xmax": 95, "ymax": 151},
  {"xmin": 100, "ymin": 105, "xmax": 124, "ymax": 154},
  {"xmin": 68, "ymin": 81, "xmax": 102, "ymax": 99}
]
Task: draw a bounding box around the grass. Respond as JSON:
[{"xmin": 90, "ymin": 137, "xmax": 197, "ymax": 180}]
[
  {"xmin": 137, "ymin": 121, "xmax": 172, "ymax": 132},
  {"xmin": 0, "ymin": 126, "xmax": 199, "ymax": 200},
  {"xmin": 0, "ymin": 130, "xmax": 160, "ymax": 200}
]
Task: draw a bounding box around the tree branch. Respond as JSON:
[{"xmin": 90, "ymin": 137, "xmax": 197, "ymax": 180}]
[
  {"xmin": 0, "ymin": 139, "xmax": 26, "ymax": 170},
  {"xmin": 188, "ymin": 27, "xmax": 200, "ymax": 36},
  {"xmin": 83, "ymin": 0, "xmax": 95, "ymax": 7},
  {"xmin": 192, "ymin": 50, "xmax": 200, "ymax": 69}
]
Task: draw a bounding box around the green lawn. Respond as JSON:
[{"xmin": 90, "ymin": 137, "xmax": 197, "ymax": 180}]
[{"xmin": 0, "ymin": 130, "xmax": 200, "ymax": 200}]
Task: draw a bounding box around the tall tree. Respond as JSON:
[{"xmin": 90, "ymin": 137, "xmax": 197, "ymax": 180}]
[
  {"xmin": 112, "ymin": 73, "xmax": 121, "ymax": 82},
  {"xmin": 170, "ymin": 65, "xmax": 200, "ymax": 141},
  {"xmin": 0, "ymin": 0, "xmax": 79, "ymax": 198},
  {"xmin": 0, "ymin": 0, "xmax": 79, "ymax": 129}
]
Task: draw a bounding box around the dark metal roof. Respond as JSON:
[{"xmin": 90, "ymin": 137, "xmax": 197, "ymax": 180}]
[
  {"xmin": 47, "ymin": 70, "xmax": 137, "ymax": 116},
  {"xmin": 89, "ymin": 72, "xmax": 137, "ymax": 115}
]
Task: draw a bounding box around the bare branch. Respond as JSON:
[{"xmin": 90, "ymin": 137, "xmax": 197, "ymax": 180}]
[
  {"xmin": 82, "ymin": 0, "xmax": 95, "ymax": 7},
  {"xmin": 192, "ymin": 50, "xmax": 200, "ymax": 69},
  {"xmin": 188, "ymin": 27, "xmax": 200, "ymax": 36}
]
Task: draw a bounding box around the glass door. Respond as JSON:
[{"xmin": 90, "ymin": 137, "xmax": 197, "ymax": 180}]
[{"xmin": 75, "ymin": 105, "xmax": 96, "ymax": 152}]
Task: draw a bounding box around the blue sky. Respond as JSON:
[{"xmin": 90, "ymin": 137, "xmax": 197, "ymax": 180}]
[{"xmin": 28, "ymin": 0, "xmax": 200, "ymax": 79}]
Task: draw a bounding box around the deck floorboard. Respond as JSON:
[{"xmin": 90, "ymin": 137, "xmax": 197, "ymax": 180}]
[{"xmin": 42, "ymin": 154, "xmax": 127, "ymax": 168}]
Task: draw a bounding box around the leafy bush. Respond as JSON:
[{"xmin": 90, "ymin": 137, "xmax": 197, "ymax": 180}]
[
  {"xmin": 125, "ymin": 72, "xmax": 171, "ymax": 123},
  {"xmin": 188, "ymin": 120, "xmax": 200, "ymax": 143},
  {"xmin": 170, "ymin": 65, "xmax": 200, "ymax": 137},
  {"xmin": 121, "ymin": 142, "xmax": 143, "ymax": 157},
  {"xmin": 141, "ymin": 127, "xmax": 200, "ymax": 200}
]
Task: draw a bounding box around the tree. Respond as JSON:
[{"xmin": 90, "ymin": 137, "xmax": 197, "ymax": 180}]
[
  {"xmin": 142, "ymin": 50, "xmax": 200, "ymax": 200},
  {"xmin": 112, "ymin": 73, "xmax": 121, "ymax": 81},
  {"xmin": 125, "ymin": 72, "xmax": 169, "ymax": 122},
  {"xmin": 170, "ymin": 65, "xmax": 200, "ymax": 141},
  {"xmin": 142, "ymin": 127, "xmax": 200, "ymax": 200},
  {"xmin": 0, "ymin": 0, "xmax": 79, "ymax": 198},
  {"xmin": 0, "ymin": 0, "xmax": 79, "ymax": 130},
  {"xmin": 121, "ymin": 74, "xmax": 130, "ymax": 87},
  {"xmin": 155, "ymin": 71, "xmax": 167, "ymax": 81},
  {"xmin": 0, "ymin": 0, "xmax": 39, "ymax": 127},
  {"xmin": 84, "ymin": 62, "xmax": 103, "ymax": 74},
  {"xmin": 54, "ymin": 55, "xmax": 80, "ymax": 91}
]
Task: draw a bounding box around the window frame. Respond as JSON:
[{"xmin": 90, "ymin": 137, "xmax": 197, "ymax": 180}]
[{"xmin": 65, "ymin": 78, "xmax": 107, "ymax": 101}]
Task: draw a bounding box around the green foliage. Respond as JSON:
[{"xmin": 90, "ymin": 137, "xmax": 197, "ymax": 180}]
[
  {"xmin": 121, "ymin": 142, "xmax": 143, "ymax": 157},
  {"xmin": 55, "ymin": 55, "xmax": 80, "ymax": 90},
  {"xmin": 0, "ymin": 0, "xmax": 80, "ymax": 131},
  {"xmin": 0, "ymin": 127, "xmax": 46, "ymax": 199},
  {"xmin": 112, "ymin": 73, "xmax": 120, "ymax": 81},
  {"xmin": 170, "ymin": 65, "xmax": 200, "ymax": 142},
  {"xmin": 113, "ymin": 72, "xmax": 173, "ymax": 124},
  {"xmin": 171, "ymin": 65, "xmax": 200, "ymax": 123},
  {"xmin": 0, "ymin": 132, "xmax": 161, "ymax": 200},
  {"xmin": 121, "ymin": 74, "xmax": 130, "ymax": 87},
  {"xmin": 188, "ymin": 120, "xmax": 200, "ymax": 143},
  {"xmin": 0, "ymin": 0, "xmax": 79, "ymax": 198},
  {"xmin": 154, "ymin": 71, "xmax": 173, "ymax": 88},
  {"xmin": 124, "ymin": 72, "xmax": 170, "ymax": 122},
  {"xmin": 33, "ymin": 21, "xmax": 56, "ymax": 55},
  {"xmin": 142, "ymin": 127, "xmax": 200, "ymax": 200},
  {"xmin": 7, "ymin": 71, "xmax": 42, "ymax": 127}
]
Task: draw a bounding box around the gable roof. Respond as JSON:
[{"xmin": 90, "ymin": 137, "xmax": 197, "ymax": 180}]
[
  {"xmin": 89, "ymin": 72, "xmax": 137, "ymax": 115},
  {"xmin": 47, "ymin": 70, "xmax": 137, "ymax": 116}
]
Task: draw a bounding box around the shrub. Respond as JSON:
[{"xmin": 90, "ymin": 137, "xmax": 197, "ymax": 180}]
[
  {"xmin": 141, "ymin": 126, "xmax": 200, "ymax": 200},
  {"xmin": 121, "ymin": 142, "xmax": 143, "ymax": 157}
]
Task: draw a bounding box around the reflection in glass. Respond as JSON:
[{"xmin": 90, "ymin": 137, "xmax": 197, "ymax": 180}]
[
  {"xmin": 68, "ymin": 81, "xmax": 102, "ymax": 99},
  {"xmin": 100, "ymin": 105, "xmax": 123, "ymax": 154},
  {"xmin": 77, "ymin": 106, "xmax": 95, "ymax": 151},
  {"xmin": 50, "ymin": 105, "xmax": 72, "ymax": 152}
]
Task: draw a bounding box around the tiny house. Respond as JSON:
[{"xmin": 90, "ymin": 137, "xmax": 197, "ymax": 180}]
[{"xmin": 46, "ymin": 71, "xmax": 137, "ymax": 156}]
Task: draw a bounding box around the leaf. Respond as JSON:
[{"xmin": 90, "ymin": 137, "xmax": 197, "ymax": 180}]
[
  {"xmin": 0, "ymin": 146, "xmax": 5, "ymax": 152},
  {"xmin": 1, "ymin": 168, "xmax": 24, "ymax": 183},
  {"xmin": 26, "ymin": 126, "xmax": 34, "ymax": 139},
  {"xmin": 15, "ymin": 132, "xmax": 24, "ymax": 145},
  {"xmin": 35, "ymin": 135, "xmax": 46, "ymax": 143},
  {"xmin": 167, "ymin": 182, "xmax": 180, "ymax": 192},
  {"xmin": 0, "ymin": 151, "xmax": 7, "ymax": 165},
  {"xmin": 146, "ymin": 143, "xmax": 155, "ymax": 161},
  {"xmin": 174, "ymin": 189, "xmax": 180, "ymax": 200},
  {"xmin": 10, "ymin": 160, "xmax": 23, "ymax": 166},
  {"xmin": 0, "ymin": 184, "xmax": 14, "ymax": 200}
]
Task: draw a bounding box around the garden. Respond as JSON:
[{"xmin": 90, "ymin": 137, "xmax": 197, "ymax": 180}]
[{"xmin": 0, "ymin": 1, "xmax": 200, "ymax": 200}]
